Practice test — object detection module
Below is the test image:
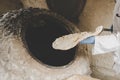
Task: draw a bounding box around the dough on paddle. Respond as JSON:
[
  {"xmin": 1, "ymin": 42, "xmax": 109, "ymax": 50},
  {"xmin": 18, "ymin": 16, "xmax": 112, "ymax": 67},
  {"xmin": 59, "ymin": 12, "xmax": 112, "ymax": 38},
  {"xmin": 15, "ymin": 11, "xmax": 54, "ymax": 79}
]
[
  {"xmin": 52, "ymin": 33, "xmax": 81, "ymax": 50},
  {"xmin": 52, "ymin": 26, "xmax": 103, "ymax": 50}
]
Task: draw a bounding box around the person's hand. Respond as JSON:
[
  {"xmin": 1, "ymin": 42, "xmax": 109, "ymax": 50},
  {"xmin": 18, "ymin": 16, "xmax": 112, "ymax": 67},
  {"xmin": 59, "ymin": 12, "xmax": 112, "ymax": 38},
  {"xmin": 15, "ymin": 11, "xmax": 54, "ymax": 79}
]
[
  {"xmin": 80, "ymin": 36, "xmax": 95, "ymax": 44},
  {"xmin": 79, "ymin": 26, "xmax": 103, "ymax": 44}
]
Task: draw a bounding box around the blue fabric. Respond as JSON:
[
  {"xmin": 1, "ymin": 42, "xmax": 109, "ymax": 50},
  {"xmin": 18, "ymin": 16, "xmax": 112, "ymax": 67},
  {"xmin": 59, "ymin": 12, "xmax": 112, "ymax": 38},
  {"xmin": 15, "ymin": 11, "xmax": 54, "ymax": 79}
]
[{"xmin": 80, "ymin": 36, "xmax": 95, "ymax": 44}]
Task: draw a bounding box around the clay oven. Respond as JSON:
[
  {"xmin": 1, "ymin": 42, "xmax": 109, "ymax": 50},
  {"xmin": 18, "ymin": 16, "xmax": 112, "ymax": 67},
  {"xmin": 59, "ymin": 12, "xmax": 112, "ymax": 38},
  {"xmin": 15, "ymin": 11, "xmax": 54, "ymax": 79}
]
[{"xmin": 0, "ymin": 8, "xmax": 91, "ymax": 80}]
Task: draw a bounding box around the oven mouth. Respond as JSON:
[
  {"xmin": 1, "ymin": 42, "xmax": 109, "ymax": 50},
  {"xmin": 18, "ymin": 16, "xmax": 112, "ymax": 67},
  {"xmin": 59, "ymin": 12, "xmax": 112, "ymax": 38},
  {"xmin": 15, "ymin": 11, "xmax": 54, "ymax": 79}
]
[
  {"xmin": 22, "ymin": 13, "xmax": 77, "ymax": 67},
  {"xmin": 46, "ymin": 0, "xmax": 86, "ymax": 22}
]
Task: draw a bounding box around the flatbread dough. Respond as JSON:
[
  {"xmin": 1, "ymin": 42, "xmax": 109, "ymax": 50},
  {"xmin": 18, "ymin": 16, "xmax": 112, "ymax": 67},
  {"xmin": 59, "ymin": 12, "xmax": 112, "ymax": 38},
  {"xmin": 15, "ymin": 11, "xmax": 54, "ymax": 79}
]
[{"xmin": 52, "ymin": 26, "xmax": 103, "ymax": 50}]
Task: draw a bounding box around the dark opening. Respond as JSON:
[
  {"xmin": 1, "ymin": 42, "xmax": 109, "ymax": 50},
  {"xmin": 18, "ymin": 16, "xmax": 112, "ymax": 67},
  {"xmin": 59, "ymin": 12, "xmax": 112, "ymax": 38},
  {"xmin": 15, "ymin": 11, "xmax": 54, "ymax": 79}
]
[
  {"xmin": 46, "ymin": 0, "xmax": 86, "ymax": 22},
  {"xmin": 24, "ymin": 14, "xmax": 76, "ymax": 67}
]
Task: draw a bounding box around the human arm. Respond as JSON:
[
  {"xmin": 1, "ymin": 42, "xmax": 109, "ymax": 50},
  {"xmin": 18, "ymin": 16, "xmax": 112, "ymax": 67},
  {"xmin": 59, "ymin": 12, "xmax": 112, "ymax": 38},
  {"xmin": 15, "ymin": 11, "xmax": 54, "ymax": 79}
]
[
  {"xmin": 80, "ymin": 36, "xmax": 95, "ymax": 44},
  {"xmin": 92, "ymin": 33, "xmax": 120, "ymax": 55},
  {"xmin": 80, "ymin": 32, "xmax": 120, "ymax": 55}
]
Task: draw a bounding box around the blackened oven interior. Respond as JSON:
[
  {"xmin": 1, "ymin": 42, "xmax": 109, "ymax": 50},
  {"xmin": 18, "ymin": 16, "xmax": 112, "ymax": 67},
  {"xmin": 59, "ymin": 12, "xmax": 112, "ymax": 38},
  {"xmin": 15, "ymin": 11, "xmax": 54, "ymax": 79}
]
[{"xmin": 24, "ymin": 14, "xmax": 76, "ymax": 67}]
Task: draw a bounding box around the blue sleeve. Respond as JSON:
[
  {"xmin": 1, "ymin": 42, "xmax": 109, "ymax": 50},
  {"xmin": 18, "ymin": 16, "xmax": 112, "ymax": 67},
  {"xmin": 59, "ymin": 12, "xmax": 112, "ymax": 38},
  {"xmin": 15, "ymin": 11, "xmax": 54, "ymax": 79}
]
[{"xmin": 80, "ymin": 36, "xmax": 95, "ymax": 44}]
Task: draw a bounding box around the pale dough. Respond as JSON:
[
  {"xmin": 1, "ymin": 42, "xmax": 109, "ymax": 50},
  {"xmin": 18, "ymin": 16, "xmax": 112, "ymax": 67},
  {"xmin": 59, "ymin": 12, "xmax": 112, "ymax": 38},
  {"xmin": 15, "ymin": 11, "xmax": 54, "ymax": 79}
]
[{"xmin": 52, "ymin": 26, "xmax": 103, "ymax": 50}]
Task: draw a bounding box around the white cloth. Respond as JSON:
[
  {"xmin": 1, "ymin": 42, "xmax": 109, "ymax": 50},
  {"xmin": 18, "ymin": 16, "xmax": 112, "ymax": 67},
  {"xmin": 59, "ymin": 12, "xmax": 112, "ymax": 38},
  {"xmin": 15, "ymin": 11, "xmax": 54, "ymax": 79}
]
[{"xmin": 92, "ymin": 32, "xmax": 120, "ymax": 74}]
